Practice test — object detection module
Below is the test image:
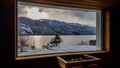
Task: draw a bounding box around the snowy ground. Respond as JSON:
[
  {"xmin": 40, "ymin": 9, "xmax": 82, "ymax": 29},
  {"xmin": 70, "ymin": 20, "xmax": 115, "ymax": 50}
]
[{"xmin": 18, "ymin": 45, "xmax": 97, "ymax": 56}]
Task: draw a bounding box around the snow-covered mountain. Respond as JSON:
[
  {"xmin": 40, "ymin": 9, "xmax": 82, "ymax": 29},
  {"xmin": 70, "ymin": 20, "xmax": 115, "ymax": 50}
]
[
  {"xmin": 18, "ymin": 17, "xmax": 96, "ymax": 35},
  {"xmin": 18, "ymin": 23, "xmax": 33, "ymax": 35}
]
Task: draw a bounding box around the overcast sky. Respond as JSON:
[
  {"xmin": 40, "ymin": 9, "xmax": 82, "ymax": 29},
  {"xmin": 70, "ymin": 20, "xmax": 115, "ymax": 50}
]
[{"xmin": 18, "ymin": 4, "xmax": 97, "ymax": 27}]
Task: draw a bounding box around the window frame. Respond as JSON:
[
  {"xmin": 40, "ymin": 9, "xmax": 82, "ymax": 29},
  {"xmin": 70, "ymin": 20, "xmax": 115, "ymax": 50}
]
[{"xmin": 15, "ymin": 0, "xmax": 110, "ymax": 60}]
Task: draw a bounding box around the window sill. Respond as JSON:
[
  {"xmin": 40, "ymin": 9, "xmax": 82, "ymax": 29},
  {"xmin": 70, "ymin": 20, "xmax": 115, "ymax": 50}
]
[{"xmin": 15, "ymin": 50, "xmax": 109, "ymax": 60}]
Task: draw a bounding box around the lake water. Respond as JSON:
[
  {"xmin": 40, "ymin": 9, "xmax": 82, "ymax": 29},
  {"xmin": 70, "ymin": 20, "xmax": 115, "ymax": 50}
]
[{"xmin": 18, "ymin": 35, "xmax": 96, "ymax": 49}]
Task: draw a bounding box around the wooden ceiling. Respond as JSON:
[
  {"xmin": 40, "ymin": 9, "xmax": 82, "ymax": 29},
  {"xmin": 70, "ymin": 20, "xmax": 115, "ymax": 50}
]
[{"xmin": 18, "ymin": 0, "xmax": 120, "ymax": 10}]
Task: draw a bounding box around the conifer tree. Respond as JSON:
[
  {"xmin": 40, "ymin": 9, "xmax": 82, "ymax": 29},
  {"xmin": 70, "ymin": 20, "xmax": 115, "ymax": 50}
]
[{"xmin": 50, "ymin": 33, "xmax": 62, "ymax": 46}]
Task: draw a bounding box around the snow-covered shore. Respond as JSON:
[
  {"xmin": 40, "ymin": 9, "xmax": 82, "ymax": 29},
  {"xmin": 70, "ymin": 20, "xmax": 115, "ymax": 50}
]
[{"xmin": 18, "ymin": 45, "xmax": 97, "ymax": 56}]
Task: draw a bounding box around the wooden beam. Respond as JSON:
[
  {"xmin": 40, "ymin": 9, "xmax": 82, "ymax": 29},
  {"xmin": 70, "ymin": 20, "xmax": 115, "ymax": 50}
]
[
  {"xmin": 18, "ymin": 0, "xmax": 113, "ymax": 10},
  {"xmin": 104, "ymin": 10, "xmax": 110, "ymax": 52}
]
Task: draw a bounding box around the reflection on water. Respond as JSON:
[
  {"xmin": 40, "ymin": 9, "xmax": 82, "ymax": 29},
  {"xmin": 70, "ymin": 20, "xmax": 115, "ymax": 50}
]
[{"xmin": 18, "ymin": 35, "xmax": 96, "ymax": 49}]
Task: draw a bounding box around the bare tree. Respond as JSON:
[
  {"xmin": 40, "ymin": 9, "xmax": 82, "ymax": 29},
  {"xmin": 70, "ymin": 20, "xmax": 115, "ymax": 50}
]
[{"xmin": 19, "ymin": 36, "xmax": 28, "ymax": 52}]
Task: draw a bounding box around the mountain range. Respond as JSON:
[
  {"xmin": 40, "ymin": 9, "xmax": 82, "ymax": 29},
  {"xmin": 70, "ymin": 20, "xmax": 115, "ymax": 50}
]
[{"xmin": 18, "ymin": 17, "xmax": 96, "ymax": 35}]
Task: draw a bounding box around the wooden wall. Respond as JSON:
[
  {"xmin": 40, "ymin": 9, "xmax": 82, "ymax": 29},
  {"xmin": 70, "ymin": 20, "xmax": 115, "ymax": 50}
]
[
  {"xmin": 18, "ymin": 0, "xmax": 119, "ymax": 10},
  {"xmin": 1, "ymin": 0, "xmax": 120, "ymax": 68},
  {"xmin": 109, "ymin": 7, "xmax": 120, "ymax": 68}
]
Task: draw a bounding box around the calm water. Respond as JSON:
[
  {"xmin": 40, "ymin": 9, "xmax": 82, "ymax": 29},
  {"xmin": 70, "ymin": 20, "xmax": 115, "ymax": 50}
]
[{"xmin": 18, "ymin": 35, "xmax": 96, "ymax": 49}]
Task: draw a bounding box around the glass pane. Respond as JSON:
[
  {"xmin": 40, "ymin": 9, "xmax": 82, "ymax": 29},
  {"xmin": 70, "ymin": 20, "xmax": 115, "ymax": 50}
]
[{"xmin": 17, "ymin": 2, "xmax": 101, "ymax": 56}]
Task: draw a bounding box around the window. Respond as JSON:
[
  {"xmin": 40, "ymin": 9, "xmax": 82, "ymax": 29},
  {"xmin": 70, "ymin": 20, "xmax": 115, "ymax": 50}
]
[{"xmin": 16, "ymin": 1, "xmax": 102, "ymax": 57}]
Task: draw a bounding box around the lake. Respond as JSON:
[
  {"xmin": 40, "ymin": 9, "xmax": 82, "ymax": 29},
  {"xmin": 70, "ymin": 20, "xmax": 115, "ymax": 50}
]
[{"xmin": 18, "ymin": 35, "xmax": 96, "ymax": 49}]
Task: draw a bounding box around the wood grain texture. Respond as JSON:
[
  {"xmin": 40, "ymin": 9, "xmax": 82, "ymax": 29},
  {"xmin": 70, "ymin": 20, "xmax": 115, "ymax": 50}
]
[
  {"xmin": 104, "ymin": 11, "xmax": 110, "ymax": 52},
  {"xmin": 18, "ymin": 0, "xmax": 119, "ymax": 10},
  {"xmin": 57, "ymin": 54, "xmax": 101, "ymax": 68}
]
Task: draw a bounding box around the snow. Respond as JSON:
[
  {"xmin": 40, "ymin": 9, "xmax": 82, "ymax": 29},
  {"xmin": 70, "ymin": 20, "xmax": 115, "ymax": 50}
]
[
  {"xmin": 18, "ymin": 23, "xmax": 33, "ymax": 35},
  {"xmin": 50, "ymin": 45, "xmax": 97, "ymax": 51},
  {"xmin": 18, "ymin": 45, "xmax": 97, "ymax": 56}
]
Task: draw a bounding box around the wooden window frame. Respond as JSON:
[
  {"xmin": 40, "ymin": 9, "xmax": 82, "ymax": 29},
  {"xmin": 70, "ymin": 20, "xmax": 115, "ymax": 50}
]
[{"xmin": 15, "ymin": 0, "xmax": 110, "ymax": 60}]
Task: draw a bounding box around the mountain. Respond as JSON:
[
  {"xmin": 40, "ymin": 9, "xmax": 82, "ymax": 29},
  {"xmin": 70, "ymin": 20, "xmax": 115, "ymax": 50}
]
[
  {"xmin": 18, "ymin": 17, "xmax": 96, "ymax": 35},
  {"xmin": 18, "ymin": 23, "xmax": 33, "ymax": 35}
]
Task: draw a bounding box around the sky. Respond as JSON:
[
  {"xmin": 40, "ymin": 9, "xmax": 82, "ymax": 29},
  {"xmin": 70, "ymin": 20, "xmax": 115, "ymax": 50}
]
[{"xmin": 18, "ymin": 3, "xmax": 97, "ymax": 27}]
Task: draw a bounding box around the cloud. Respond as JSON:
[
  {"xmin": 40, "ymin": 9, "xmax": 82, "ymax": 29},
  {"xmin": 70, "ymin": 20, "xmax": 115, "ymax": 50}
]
[
  {"xmin": 18, "ymin": 4, "xmax": 96, "ymax": 27},
  {"xmin": 41, "ymin": 8, "xmax": 96, "ymax": 27},
  {"xmin": 18, "ymin": 4, "xmax": 33, "ymax": 17}
]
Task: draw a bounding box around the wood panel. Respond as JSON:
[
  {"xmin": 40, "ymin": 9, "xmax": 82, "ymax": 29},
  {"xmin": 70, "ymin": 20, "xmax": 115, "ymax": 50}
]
[
  {"xmin": 104, "ymin": 10, "xmax": 110, "ymax": 52},
  {"xmin": 18, "ymin": 0, "xmax": 118, "ymax": 10},
  {"xmin": 57, "ymin": 54, "xmax": 101, "ymax": 68},
  {"xmin": 88, "ymin": 64, "xmax": 99, "ymax": 68}
]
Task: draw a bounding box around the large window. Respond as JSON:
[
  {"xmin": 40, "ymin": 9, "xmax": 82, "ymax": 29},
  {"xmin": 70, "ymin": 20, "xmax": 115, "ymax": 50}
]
[{"xmin": 17, "ymin": 2, "xmax": 102, "ymax": 57}]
